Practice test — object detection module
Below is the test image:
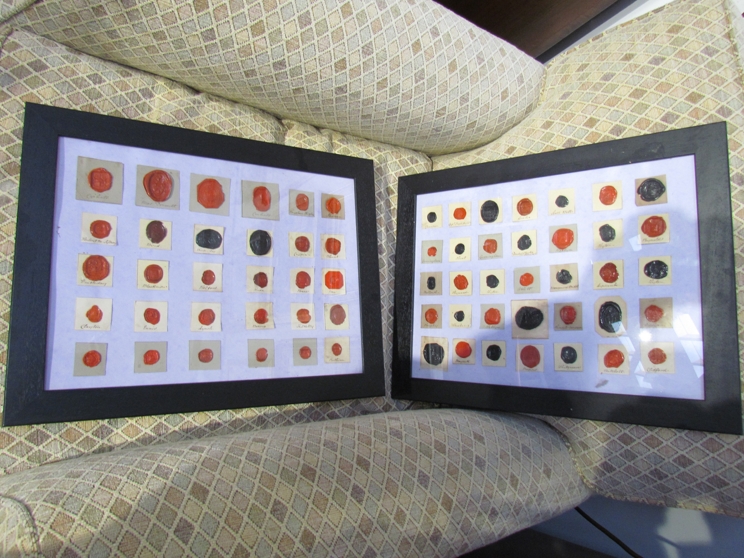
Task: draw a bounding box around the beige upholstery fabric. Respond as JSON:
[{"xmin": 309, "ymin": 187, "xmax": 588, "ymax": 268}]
[
  {"xmin": 0, "ymin": 496, "xmax": 38, "ymax": 557},
  {"xmin": 0, "ymin": 0, "xmax": 33, "ymax": 24},
  {"xmin": 435, "ymin": 0, "xmax": 744, "ymax": 517},
  {"xmin": 0, "ymin": 409, "xmax": 590, "ymax": 557},
  {"xmin": 8, "ymin": 0, "xmax": 545, "ymax": 155}
]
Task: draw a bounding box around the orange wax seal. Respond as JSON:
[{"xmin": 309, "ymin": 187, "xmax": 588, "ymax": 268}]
[
  {"xmin": 641, "ymin": 216, "xmax": 667, "ymax": 238},
  {"xmin": 329, "ymin": 304, "xmax": 347, "ymax": 325},
  {"xmin": 295, "ymin": 193, "xmax": 310, "ymax": 211},
  {"xmin": 552, "ymin": 228, "xmax": 574, "ymax": 250},
  {"xmin": 256, "ymin": 348, "xmax": 269, "ymax": 362},
  {"xmin": 325, "ymin": 238, "xmax": 342, "ymax": 255},
  {"xmin": 82, "ymin": 350, "xmax": 102, "ymax": 367},
  {"xmin": 295, "ymin": 271, "xmax": 312, "ymax": 289},
  {"xmin": 519, "ymin": 273, "xmax": 534, "ymax": 287},
  {"xmin": 252, "ymin": 186, "xmax": 271, "ymax": 212},
  {"xmin": 196, "ymin": 178, "xmax": 225, "ymax": 209},
  {"xmin": 253, "ymin": 272, "xmax": 269, "ymax": 289},
  {"xmin": 82, "ymin": 255, "xmax": 110, "ymax": 281},
  {"xmin": 453, "ymin": 207, "xmax": 467, "ymax": 220},
  {"xmin": 201, "ymin": 269, "xmax": 216, "ymax": 286},
  {"xmin": 427, "ymin": 246, "xmax": 437, "ymax": 257},
  {"xmin": 299, "ymin": 346, "xmax": 312, "ymax": 359},
  {"xmin": 455, "ymin": 341, "xmax": 472, "ymax": 359},
  {"xmin": 424, "ymin": 308, "xmax": 439, "ymax": 324},
  {"xmin": 453, "ymin": 274, "xmax": 469, "ymax": 291},
  {"xmin": 331, "ymin": 343, "xmax": 343, "ymax": 356},
  {"xmin": 599, "ymin": 185, "xmax": 618, "ymax": 206},
  {"xmin": 89, "ymin": 220, "xmax": 112, "ymax": 239},
  {"xmin": 604, "ymin": 349, "xmax": 625, "ymax": 368},
  {"xmin": 143, "ymin": 169, "xmax": 173, "ymax": 202},
  {"xmin": 86, "ymin": 305, "xmax": 103, "ymax": 323},
  {"xmin": 144, "ymin": 264, "xmax": 164, "ymax": 284},
  {"xmin": 644, "ymin": 304, "xmax": 664, "ymax": 323},
  {"xmin": 324, "ymin": 271, "xmax": 344, "ymax": 290},
  {"xmin": 144, "ymin": 308, "xmax": 160, "ymax": 325},
  {"xmin": 198, "ymin": 348, "xmax": 214, "ymax": 363},
  {"xmin": 198, "ymin": 308, "xmax": 216, "ymax": 326},
  {"xmin": 482, "ymin": 238, "xmax": 498, "ymax": 254},
  {"xmin": 484, "ymin": 308, "xmax": 501, "ymax": 325},
  {"xmin": 599, "ymin": 262, "xmax": 619, "ymax": 283},
  {"xmin": 516, "ymin": 198, "xmax": 533, "ymax": 216},
  {"xmin": 648, "ymin": 348, "xmax": 667, "ymax": 365},
  {"xmin": 88, "ymin": 167, "xmax": 113, "ymax": 193},
  {"xmin": 296, "ymin": 308, "xmax": 312, "ymax": 324},
  {"xmin": 143, "ymin": 349, "xmax": 160, "ymax": 365},
  {"xmin": 559, "ymin": 305, "xmax": 577, "ymax": 325},
  {"xmin": 520, "ymin": 345, "xmax": 540, "ymax": 368},
  {"xmin": 254, "ymin": 308, "xmax": 269, "ymax": 325},
  {"xmin": 295, "ymin": 236, "xmax": 311, "ymax": 252},
  {"xmin": 326, "ymin": 196, "xmax": 342, "ymax": 215}
]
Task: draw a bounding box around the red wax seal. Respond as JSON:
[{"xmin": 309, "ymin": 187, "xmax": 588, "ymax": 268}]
[
  {"xmin": 143, "ymin": 349, "xmax": 160, "ymax": 365},
  {"xmin": 648, "ymin": 348, "xmax": 667, "ymax": 365},
  {"xmin": 256, "ymin": 348, "xmax": 269, "ymax": 362},
  {"xmin": 482, "ymin": 239, "xmax": 498, "ymax": 254},
  {"xmin": 144, "ymin": 308, "xmax": 160, "ymax": 325},
  {"xmin": 516, "ymin": 198, "xmax": 533, "ymax": 216},
  {"xmin": 644, "ymin": 304, "xmax": 664, "ymax": 323},
  {"xmin": 296, "ymin": 308, "xmax": 312, "ymax": 324},
  {"xmin": 641, "ymin": 216, "xmax": 667, "ymax": 238},
  {"xmin": 295, "ymin": 271, "xmax": 312, "ymax": 289},
  {"xmin": 89, "ymin": 220, "xmax": 112, "ymax": 239},
  {"xmin": 82, "ymin": 255, "xmax": 110, "ymax": 282},
  {"xmin": 88, "ymin": 167, "xmax": 113, "ymax": 193},
  {"xmin": 198, "ymin": 308, "xmax": 216, "ymax": 326},
  {"xmin": 254, "ymin": 308, "xmax": 269, "ymax": 324},
  {"xmin": 519, "ymin": 273, "xmax": 534, "ymax": 287},
  {"xmin": 604, "ymin": 349, "xmax": 625, "ymax": 368},
  {"xmin": 453, "ymin": 207, "xmax": 467, "ymax": 220},
  {"xmin": 253, "ymin": 272, "xmax": 269, "ymax": 288},
  {"xmin": 146, "ymin": 221, "xmax": 168, "ymax": 244},
  {"xmin": 144, "ymin": 264, "xmax": 164, "ymax": 284},
  {"xmin": 484, "ymin": 308, "xmax": 501, "ymax": 325},
  {"xmin": 599, "ymin": 185, "xmax": 618, "ymax": 206},
  {"xmin": 599, "ymin": 262, "xmax": 619, "ymax": 283},
  {"xmin": 325, "ymin": 238, "xmax": 342, "ymax": 255},
  {"xmin": 520, "ymin": 345, "xmax": 540, "ymax": 368},
  {"xmin": 455, "ymin": 341, "xmax": 472, "ymax": 359},
  {"xmin": 82, "ymin": 350, "xmax": 102, "ymax": 367},
  {"xmin": 295, "ymin": 193, "xmax": 310, "ymax": 211},
  {"xmin": 201, "ymin": 269, "xmax": 216, "ymax": 286},
  {"xmin": 198, "ymin": 348, "xmax": 214, "ymax": 363},
  {"xmin": 552, "ymin": 228, "xmax": 574, "ymax": 250},
  {"xmin": 295, "ymin": 236, "xmax": 311, "ymax": 252},
  {"xmin": 299, "ymin": 346, "xmax": 312, "ymax": 359},
  {"xmin": 86, "ymin": 305, "xmax": 103, "ymax": 323},
  {"xmin": 252, "ymin": 186, "xmax": 271, "ymax": 212},
  {"xmin": 196, "ymin": 178, "xmax": 225, "ymax": 209},
  {"xmin": 326, "ymin": 197, "xmax": 342, "ymax": 215},
  {"xmin": 329, "ymin": 304, "xmax": 347, "ymax": 325},
  {"xmin": 143, "ymin": 169, "xmax": 173, "ymax": 202},
  {"xmin": 424, "ymin": 308, "xmax": 438, "ymax": 324},
  {"xmin": 453, "ymin": 274, "xmax": 469, "ymax": 291},
  {"xmin": 427, "ymin": 246, "xmax": 437, "ymax": 257},
  {"xmin": 331, "ymin": 343, "xmax": 343, "ymax": 356},
  {"xmin": 324, "ymin": 271, "xmax": 344, "ymax": 290},
  {"xmin": 559, "ymin": 305, "xmax": 577, "ymax": 325}
]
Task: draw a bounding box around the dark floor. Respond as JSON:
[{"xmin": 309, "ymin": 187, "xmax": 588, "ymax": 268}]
[{"xmin": 461, "ymin": 528, "xmax": 614, "ymax": 558}]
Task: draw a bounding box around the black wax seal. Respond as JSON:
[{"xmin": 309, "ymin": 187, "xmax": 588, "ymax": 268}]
[
  {"xmin": 517, "ymin": 234, "xmax": 532, "ymax": 251},
  {"xmin": 426, "ymin": 276, "xmax": 436, "ymax": 290},
  {"xmin": 480, "ymin": 200, "xmax": 499, "ymax": 223},
  {"xmin": 454, "ymin": 243, "xmax": 465, "ymax": 255},
  {"xmin": 555, "ymin": 195, "xmax": 569, "ymax": 208},
  {"xmin": 644, "ymin": 260, "xmax": 668, "ymax": 279},
  {"xmin": 423, "ymin": 343, "xmax": 444, "ymax": 365},
  {"xmin": 556, "ymin": 269, "xmax": 573, "ymax": 285},
  {"xmin": 453, "ymin": 310, "xmax": 465, "ymax": 322},
  {"xmin": 486, "ymin": 344, "xmax": 502, "ymax": 362},
  {"xmin": 195, "ymin": 228, "xmax": 223, "ymax": 250},
  {"xmin": 637, "ymin": 178, "xmax": 666, "ymax": 202},
  {"xmin": 598, "ymin": 224, "xmax": 616, "ymax": 243},
  {"xmin": 560, "ymin": 346, "xmax": 578, "ymax": 364},
  {"xmin": 515, "ymin": 306, "xmax": 543, "ymax": 330},
  {"xmin": 598, "ymin": 301, "xmax": 623, "ymax": 334},
  {"xmin": 249, "ymin": 230, "xmax": 271, "ymax": 255},
  {"xmin": 427, "ymin": 211, "xmax": 437, "ymax": 223},
  {"xmin": 486, "ymin": 274, "xmax": 500, "ymax": 289}
]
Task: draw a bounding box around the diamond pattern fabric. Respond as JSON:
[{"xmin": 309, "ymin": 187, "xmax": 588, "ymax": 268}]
[
  {"xmin": 0, "ymin": 0, "xmax": 33, "ymax": 24},
  {"xmin": 7, "ymin": 0, "xmax": 545, "ymax": 155},
  {"xmin": 0, "ymin": 409, "xmax": 590, "ymax": 557},
  {"xmin": 434, "ymin": 0, "xmax": 744, "ymax": 517}
]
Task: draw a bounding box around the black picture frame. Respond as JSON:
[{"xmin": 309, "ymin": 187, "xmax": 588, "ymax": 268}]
[
  {"xmin": 4, "ymin": 103, "xmax": 385, "ymax": 425},
  {"xmin": 393, "ymin": 122, "xmax": 742, "ymax": 434}
]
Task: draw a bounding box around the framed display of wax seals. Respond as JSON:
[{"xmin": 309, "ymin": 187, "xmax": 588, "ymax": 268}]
[
  {"xmin": 4, "ymin": 103, "xmax": 383, "ymax": 425},
  {"xmin": 393, "ymin": 123, "xmax": 741, "ymax": 434}
]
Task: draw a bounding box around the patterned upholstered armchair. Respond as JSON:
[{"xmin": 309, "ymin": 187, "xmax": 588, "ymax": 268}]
[{"xmin": 0, "ymin": 0, "xmax": 741, "ymax": 555}]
